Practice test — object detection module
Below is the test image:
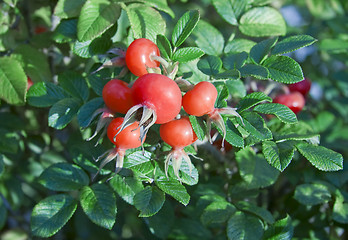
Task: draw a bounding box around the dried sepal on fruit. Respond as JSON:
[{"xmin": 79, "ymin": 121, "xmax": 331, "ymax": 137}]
[
  {"xmin": 93, "ymin": 117, "xmax": 144, "ymax": 180},
  {"xmin": 160, "ymin": 117, "xmax": 198, "ymax": 182}
]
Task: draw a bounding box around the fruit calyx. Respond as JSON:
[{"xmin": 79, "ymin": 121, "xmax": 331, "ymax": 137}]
[
  {"xmin": 207, "ymin": 107, "xmax": 243, "ymax": 147},
  {"xmin": 86, "ymin": 107, "xmax": 114, "ymax": 145}
]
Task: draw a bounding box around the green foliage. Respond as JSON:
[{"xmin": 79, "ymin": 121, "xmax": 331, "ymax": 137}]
[{"xmin": 31, "ymin": 194, "xmax": 78, "ymax": 237}]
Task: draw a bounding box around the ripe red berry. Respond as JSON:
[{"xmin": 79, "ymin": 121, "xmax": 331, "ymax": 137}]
[
  {"xmin": 131, "ymin": 73, "xmax": 182, "ymax": 124},
  {"xmin": 159, "ymin": 117, "xmax": 197, "ymax": 181},
  {"xmin": 125, "ymin": 38, "xmax": 160, "ymax": 77},
  {"xmin": 273, "ymin": 92, "xmax": 305, "ymax": 114},
  {"xmin": 160, "ymin": 117, "xmax": 197, "ymax": 150},
  {"xmin": 182, "ymin": 81, "xmax": 217, "ymax": 116},
  {"xmin": 102, "ymin": 79, "xmax": 134, "ymax": 114},
  {"xmin": 288, "ymin": 78, "xmax": 311, "ymax": 96}
]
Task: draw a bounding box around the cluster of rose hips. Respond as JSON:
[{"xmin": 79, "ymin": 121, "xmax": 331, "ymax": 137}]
[
  {"xmin": 92, "ymin": 38, "xmax": 241, "ymax": 181},
  {"xmin": 273, "ymin": 78, "xmax": 312, "ymax": 114}
]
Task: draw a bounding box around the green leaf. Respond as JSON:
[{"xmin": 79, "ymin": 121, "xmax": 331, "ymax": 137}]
[
  {"xmin": 254, "ymin": 103, "xmax": 297, "ymax": 124},
  {"xmin": 197, "ymin": 56, "xmax": 222, "ymax": 76},
  {"xmin": 0, "ymin": 57, "xmax": 27, "ymax": 105},
  {"xmin": 0, "ymin": 155, "xmax": 4, "ymax": 177},
  {"xmin": 38, "ymin": 163, "xmax": 89, "ymax": 191},
  {"xmin": 172, "ymin": 10, "xmax": 200, "ymax": 48},
  {"xmin": 126, "ymin": 3, "xmax": 166, "ymax": 43},
  {"xmin": 236, "ymin": 148, "xmax": 279, "ymax": 189},
  {"xmin": 272, "ymin": 35, "xmax": 317, "ymax": 55},
  {"xmin": 237, "ymin": 92, "xmax": 272, "ymax": 112},
  {"xmin": 48, "ymin": 98, "xmax": 81, "ymax": 129},
  {"xmin": 236, "ymin": 201, "xmax": 275, "ymax": 224},
  {"xmin": 239, "ymin": 64, "xmax": 269, "ymax": 79},
  {"xmin": 77, "ymin": 97, "xmax": 104, "ymax": 128},
  {"xmin": 12, "ymin": 45, "xmax": 52, "ymax": 83},
  {"xmin": 223, "ymin": 52, "xmax": 248, "ymax": 70},
  {"xmin": 215, "ymin": 69, "xmax": 241, "ymax": 80},
  {"xmin": 53, "ymin": 18, "xmax": 78, "ymax": 43},
  {"xmin": 225, "ymin": 39, "xmax": 256, "ymax": 54},
  {"xmin": 263, "ymin": 56, "xmax": 304, "ymax": 84},
  {"xmin": 27, "ymin": 82, "xmax": 70, "ymax": 107},
  {"xmin": 217, "ymin": 118, "xmax": 244, "ymax": 148},
  {"xmin": 226, "ymin": 80, "xmax": 246, "ymax": 98},
  {"xmin": 262, "ymin": 141, "xmax": 295, "ymax": 172},
  {"xmin": 250, "ymin": 37, "xmax": 278, "ymax": 64},
  {"xmin": 193, "ymin": 20, "xmax": 224, "ymax": 56},
  {"xmin": 0, "ymin": 197, "xmax": 7, "ymax": 230},
  {"xmin": 133, "ymin": 186, "xmax": 165, "ymax": 217},
  {"xmin": 227, "ymin": 211, "xmax": 264, "ymax": 240},
  {"xmin": 80, "ymin": 184, "xmax": 117, "ymax": 229},
  {"xmin": 58, "ymin": 71, "xmax": 89, "ymax": 102},
  {"xmin": 274, "ymin": 133, "xmax": 319, "ymax": 144},
  {"xmin": 31, "ymin": 194, "xmax": 77, "ymax": 237},
  {"xmin": 239, "ymin": 112, "xmax": 272, "ymax": 141},
  {"xmin": 156, "ymin": 34, "xmax": 172, "ymax": 60},
  {"xmin": 77, "ymin": 0, "xmax": 120, "ymax": 42},
  {"xmin": 155, "ymin": 177, "xmax": 190, "ymax": 205},
  {"xmin": 215, "ymin": 83, "xmax": 229, "ymax": 108},
  {"xmin": 319, "ymin": 39, "xmax": 348, "ymax": 53},
  {"xmin": 239, "ymin": 7, "xmax": 286, "ymax": 37},
  {"xmin": 212, "ymin": 0, "xmax": 238, "ymax": 25},
  {"xmin": 201, "ymin": 201, "xmax": 236, "ymax": 225},
  {"xmin": 140, "ymin": 0, "xmax": 174, "ymax": 18},
  {"xmin": 123, "ymin": 150, "xmax": 153, "ymax": 176},
  {"xmin": 332, "ymin": 195, "xmax": 348, "ymax": 224},
  {"xmin": 172, "ymin": 47, "xmax": 205, "ymax": 63},
  {"xmin": 189, "ymin": 115, "xmax": 206, "ymax": 141},
  {"xmin": 179, "ymin": 59, "xmax": 210, "ymax": 83},
  {"xmin": 73, "ymin": 36, "xmax": 112, "ymax": 58},
  {"xmin": 263, "ymin": 215, "xmax": 294, "ymax": 240},
  {"xmin": 294, "ymin": 183, "xmax": 331, "ymax": 206},
  {"xmin": 146, "ymin": 202, "xmax": 175, "ymax": 239},
  {"xmin": 109, "ymin": 174, "xmax": 144, "ymax": 205},
  {"xmin": 166, "ymin": 157, "xmax": 199, "ymax": 186},
  {"xmin": 296, "ymin": 143, "xmax": 343, "ymax": 171},
  {"xmin": 0, "ymin": 129, "xmax": 19, "ymax": 154},
  {"xmin": 54, "ymin": 0, "xmax": 86, "ymax": 18}
]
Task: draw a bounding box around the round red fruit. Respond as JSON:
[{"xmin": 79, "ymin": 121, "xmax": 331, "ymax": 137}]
[
  {"xmin": 102, "ymin": 79, "xmax": 134, "ymax": 114},
  {"xmin": 288, "ymin": 78, "xmax": 311, "ymax": 96},
  {"xmin": 125, "ymin": 38, "xmax": 160, "ymax": 77},
  {"xmin": 132, "ymin": 73, "xmax": 182, "ymax": 124},
  {"xmin": 273, "ymin": 92, "xmax": 305, "ymax": 114},
  {"xmin": 182, "ymin": 81, "xmax": 217, "ymax": 116},
  {"xmin": 107, "ymin": 118, "xmax": 142, "ymax": 150},
  {"xmin": 160, "ymin": 117, "xmax": 197, "ymax": 150}
]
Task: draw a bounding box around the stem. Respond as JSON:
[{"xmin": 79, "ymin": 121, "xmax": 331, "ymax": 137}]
[{"xmin": 150, "ymin": 54, "xmax": 170, "ymax": 69}]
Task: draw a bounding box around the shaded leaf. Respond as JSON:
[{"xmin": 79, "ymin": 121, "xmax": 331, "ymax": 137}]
[
  {"xmin": 80, "ymin": 184, "xmax": 117, "ymax": 229},
  {"xmin": 227, "ymin": 211, "xmax": 264, "ymax": 240},
  {"xmin": 31, "ymin": 194, "xmax": 77, "ymax": 237},
  {"xmin": 294, "ymin": 183, "xmax": 331, "ymax": 206},
  {"xmin": 48, "ymin": 98, "xmax": 81, "ymax": 129},
  {"xmin": 39, "ymin": 163, "xmax": 89, "ymax": 191},
  {"xmin": 134, "ymin": 186, "xmax": 165, "ymax": 217}
]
